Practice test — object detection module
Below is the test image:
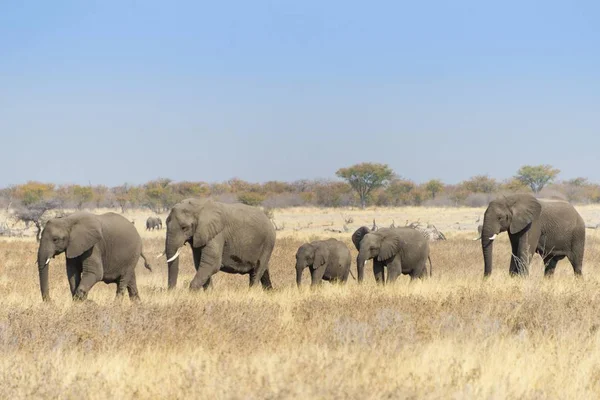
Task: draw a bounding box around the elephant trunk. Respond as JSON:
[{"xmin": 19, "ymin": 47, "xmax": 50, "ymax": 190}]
[
  {"xmin": 356, "ymin": 254, "xmax": 367, "ymax": 283},
  {"xmin": 481, "ymin": 221, "xmax": 497, "ymax": 277},
  {"xmin": 37, "ymin": 244, "xmax": 53, "ymax": 301},
  {"xmin": 295, "ymin": 266, "xmax": 304, "ymax": 288},
  {"xmin": 165, "ymin": 235, "xmax": 183, "ymax": 290}
]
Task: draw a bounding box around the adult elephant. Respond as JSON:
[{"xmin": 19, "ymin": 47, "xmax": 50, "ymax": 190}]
[
  {"xmin": 37, "ymin": 212, "xmax": 151, "ymax": 302},
  {"xmin": 352, "ymin": 226, "xmax": 432, "ymax": 283},
  {"xmin": 480, "ymin": 194, "xmax": 585, "ymax": 277},
  {"xmin": 146, "ymin": 216, "xmax": 162, "ymax": 230},
  {"xmin": 295, "ymin": 238, "xmax": 354, "ymax": 287},
  {"xmin": 164, "ymin": 198, "xmax": 276, "ymax": 291}
]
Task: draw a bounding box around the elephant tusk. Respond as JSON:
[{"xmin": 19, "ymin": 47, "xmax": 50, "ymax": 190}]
[
  {"xmin": 156, "ymin": 252, "xmax": 165, "ymax": 259},
  {"xmin": 45, "ymin": 258, "xmax": 51, "ymax": 266},
  {"xmin": 489, "ymin": 234, "xmax": 498, "ymax": 240},
  {"xmin": 166, "ymin": 249, "xmax": 181, "ymax": 263},
  {"xmin": 473, "ymin": 237, "xmax": 481, "ymax": 241}
]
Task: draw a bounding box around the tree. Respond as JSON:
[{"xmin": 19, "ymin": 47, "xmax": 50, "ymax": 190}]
[
  {"xmin": 72, "ymin": 185, "xmax": 93, "ymax": 209},
  {"xmin": 336, "ymin": 163, "xmax": 394, "ymax": 208},
  {"xmin": 13, "ymin": 182, "xmax": 55, "ymax": 206},
  {"xmin": 385, "ymin": 179, "xmax": 416, "ymax": 206},
  {"xmin": 14, "ymin": 199, "xmax": 62, "ymax": 241},
  {"xmin": 461, "ymin": 175, "xmax": 498, "ymax": 194},
  {"xmin": 424, "ymin": 179, "xmax": 444, "ymax": 199},
  {"xmin": 515, "ymin": 165, "xmax": 560, "ymax": 193},
  {"xmin": 500, "ymin": 178, "xmax": 530, "ymax": 193}
]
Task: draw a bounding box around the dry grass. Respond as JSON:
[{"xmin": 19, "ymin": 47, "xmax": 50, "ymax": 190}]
[{"xmin": 2, "ymin": 207, "xmax": 600, "ymax": 398}]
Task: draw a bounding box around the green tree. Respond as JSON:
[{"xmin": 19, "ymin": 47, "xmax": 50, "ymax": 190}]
[
  {"xmin": 424, "ymin": 179, "xmax": 444, "ymax": 199},
  {"xmin": 336, "ymin": 163, "xmax": 394, "ymax": 208},
  {"xmin": 385, "ymin": 179, "xmax": 416, "ymax": 205},
  {"xmin": 72, "ymin": 185, "xmax": 93, "ymax": 209},
  {"xmin": 14, "ymin": 182, "xmax": 55, "ymax": 206},
  {"xmin": 515, "ymin": 165, "xmax": 560, "ymax": 193},
  {"xmin": 461, "ymin": 175, "xmax": 498, "ymax": 194}
]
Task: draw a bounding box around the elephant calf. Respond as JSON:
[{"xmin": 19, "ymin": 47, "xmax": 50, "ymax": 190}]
[
  {"xmin": 295, "ymin": 238, "xmax": 353, "ymax": 287},
  {"xmin": 37, "ymin": 212, "xmax": 151, "ymax": 302},
  {"xmin": 352, "ymin": 226, "xmax": 432, "ymax": 283},
  {"xmin": 146, "ymin": 216, "xmax": 163, "ymax": 230}
]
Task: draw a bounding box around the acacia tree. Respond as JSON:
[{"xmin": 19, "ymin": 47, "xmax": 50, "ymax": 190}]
[
  {"xmin": 14, "ymin": 199, "xmax": 62, "ymax": 241},
  {"xmin": 336, "ymin": 163, "xmax": 394, "ymax": 208},
  {"xmin": 515, "ymin": 165, "xmax": 560, "ymax": 193},
  {"xmin": 424, "ymin": 179, "xmax": 444, "ymax": 199}
]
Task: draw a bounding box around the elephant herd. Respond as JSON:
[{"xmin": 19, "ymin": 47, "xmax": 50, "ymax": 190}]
[{"xmin": 35, "ymin": 194, "xmax": 587, "ymax": 302}]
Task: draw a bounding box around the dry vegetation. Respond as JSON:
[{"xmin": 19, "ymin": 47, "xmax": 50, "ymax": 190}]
[{"xmin": 2, "ymin": 207, "xmax": 600, "ymax": 398}]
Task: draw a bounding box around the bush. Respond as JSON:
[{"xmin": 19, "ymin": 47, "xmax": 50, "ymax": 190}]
[{"xmin": 237, "ymin": 192, "xmax": 266, "ymax": 206}]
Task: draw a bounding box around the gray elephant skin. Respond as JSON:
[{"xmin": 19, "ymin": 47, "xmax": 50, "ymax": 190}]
[
  {"xmin": 37, "ymin": 212, "xmax": 151, "ymax": 302},
  {"xmin": 352, "ymin": 226, "xmax": 432, "ymax": 283},
  {"xmin": 480, "ymin": 194, "xmax": 585, "ymax": 277},
  {"xmin": 164, "ymin": 198, "xmax": 276, "ymax": 291},
  {"xmin": 146, "ymin": 216, "xmax": 162, "ymax": 230},
  {"xmin": 295, "ymin": 238, "xmax": 353, "ymax": 287}
]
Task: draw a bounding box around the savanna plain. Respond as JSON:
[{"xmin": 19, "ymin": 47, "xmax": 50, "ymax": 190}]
[{"xmin": 3, "ymin": 205, "xmax": 600, "ymax": 399}]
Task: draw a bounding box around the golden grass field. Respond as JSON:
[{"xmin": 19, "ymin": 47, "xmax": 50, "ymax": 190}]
[{"xmin": 3, "ymin": 206, "xmax": 600, "ymax": 398}]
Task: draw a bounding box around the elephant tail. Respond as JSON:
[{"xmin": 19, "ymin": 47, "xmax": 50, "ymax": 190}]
[
  {"xmin": 348, "ymin": 268, "xmax": 356, "ymax": 280},
  {"xmin": 428, "ymin": 255, "xmax": 432, "ymax": 277},
  {"xmin": 140, "ymin": 252, "xmax": 152, "ymax": 272}
]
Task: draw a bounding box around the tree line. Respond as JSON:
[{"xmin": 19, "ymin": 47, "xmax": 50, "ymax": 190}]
[{"xmin": 0, "ymin": 164, "xmax": 597, "ymax": 214}]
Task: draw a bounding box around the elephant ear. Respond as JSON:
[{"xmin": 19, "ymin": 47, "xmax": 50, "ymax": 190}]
[
  {"xmin": 314, "ymin": 245, "xmax": 330, "ymax": 267},
  {"xmin": 509, "ymin": 195, "xmax": 542, "ymax": 234},
  {"xmin": 352, "ymin": 226, "xmax": 370, "ymax": 251},
  {"xmin": 192, "ymin": 201, "xmax": 225, "ymax": 248},
  {"xmin": 66, "ymin": 214, "xmax": 102, "ymax": 259},
  {"xmin": 377, "ymin": 234, "xmax": 401, "ymax": 262}
]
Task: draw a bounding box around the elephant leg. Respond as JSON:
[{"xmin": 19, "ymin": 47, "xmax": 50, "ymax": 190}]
[
  {"xmin": 568, "ymin": 238, "xmax": 585, "ymax": 276},
  {"xmin": 74, "ymin": 252, "xmax": 102, "ymax": 300},
  {"xmin": 202, "ymin": 277, "xmax": 213, "ymax": 291},
  {"xmin": 66, "ymin": 258, "xmax": 81, "ymax": 297},
  {"xmin": 115, "ymin": 276, "xmax": 128, "ymax": 300},
  {"xmin": 250, "ymin": 249, "xmax": 274, "ymax": 289},
  {"xmin": 509, "ymin": 234, "xmax": 530, "ymax": 276},
  {"xmin": 543, "ymin": 255, "xmax": 561, "ymax": 277},
  {"xmin": 310, "ymin": 265, "xmax": 326, "ymax": 286},
  {"xmin": 126, "ymin": 274, "xmax": 141, "ymax": 302},
  {"xmin": 259, "ymin": 270, "xmax": 273, "ymax": 290},
  {"xmin": 190, "ymin": 243, "xmax": 222, "ymax": 291},
  {"xmin": 385, "ymin": 257, "xmax": 403, "ymax": 283},
  {"xmin": 373, "ymin": 260, "xmax": 385, "ymax": 285},
  {"xmin": 74, "ymin": 272, "xmax": 100, "ymax": 300}
]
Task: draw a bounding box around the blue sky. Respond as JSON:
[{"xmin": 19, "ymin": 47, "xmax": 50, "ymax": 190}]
[{"xmin": 1, "ymin": 1, "xmax": 598, "ymax": 187}]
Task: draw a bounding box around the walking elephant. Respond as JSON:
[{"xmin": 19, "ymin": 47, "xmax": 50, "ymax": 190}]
[
  {"xmin": 295, "ymin": 238, "xmax": 353, "ymax": 287},
  {"xmin": 146, "ymin": 216, "xmax": 162, "ymax": 230},
  {"xmin": 37, "ymin": 212, "xmax": 151, "ymax": 302},
  {"xmin": 352, "ymin": 226, "xmax": 432, "ymax": 283},
  {"xmin": 479, "ymin": 194, "xmax": 585, "ymax": 277},
  {"xmin": 163, "ymin": 198, "xmax": 276, "ymax": 291}
]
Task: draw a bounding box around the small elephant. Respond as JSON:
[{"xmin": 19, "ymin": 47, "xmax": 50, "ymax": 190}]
[
  {"xmin": 295, "ymin": 238, "xmax": 354, "ymax": 287},
  {"xmin": 37, "ymin": 212, "xmax": 151, "ymax": 302},
  {"xmin": 146, "ymin": 216, "xmax": 162, "ymax": 230},
  {"xmin": 164, "ymin": 198, "xmax": 276, "ymax": 291},
  {"xmin": 352, "ymin": 226, "xmax": 432, "ymax": 283},
  {"xmin": 479, "ymin": 194, "xmax": 585, "ymax": 277}
]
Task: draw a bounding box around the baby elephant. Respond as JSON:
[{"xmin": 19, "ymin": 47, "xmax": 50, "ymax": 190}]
[
  {"xmin": 37, "ymin": 212, "xmax": 151, "ymax": 302},
  {"xmin": 295, "ymin": 238, "xmax": 354, "ymax": 287}
]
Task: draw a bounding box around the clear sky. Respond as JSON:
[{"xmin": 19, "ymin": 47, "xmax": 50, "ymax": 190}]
[{"xmin": 1, "ymin": 1, "xmax": 598, "ymax": 187}]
